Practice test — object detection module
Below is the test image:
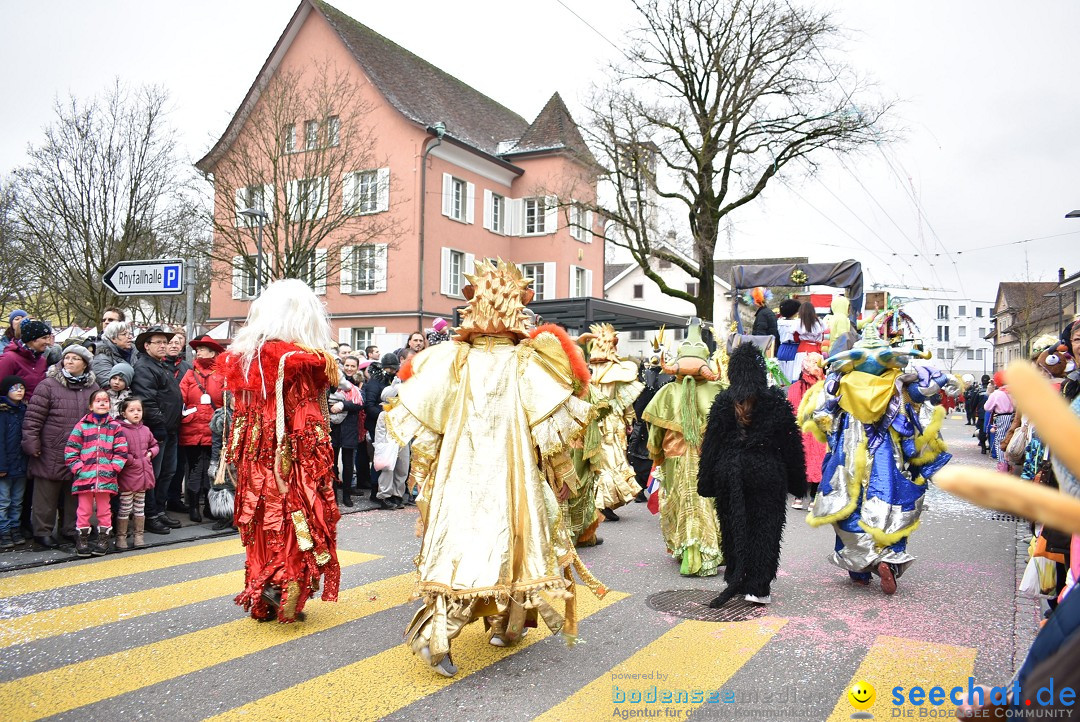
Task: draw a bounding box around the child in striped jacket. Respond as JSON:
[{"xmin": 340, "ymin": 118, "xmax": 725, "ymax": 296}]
[{"xmin": 65, "ymin": 389, "xmax": 128, "ymax": 557}]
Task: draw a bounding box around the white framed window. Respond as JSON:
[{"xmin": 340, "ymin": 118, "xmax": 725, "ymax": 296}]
[
  {"xmin": 234, "ymin": 183, "xmax": 274, "ymax": 227},
  {"xmin": 569, "ymin": 265, "xmax": 592, "ymax": 298},
  {"xmin": 976, "ymin": 307, "xmax": 984, "ymax": 317},
  {"xmin": 958, "ymin": 326, "xmax": 967, "ymax": 338},
  {"xmin": 519, "ymin": 262, "xmax": 555, "ymax": 300},
  {"xmin": 958, "ymin": 305, "xmax": 967, "ymax": 316},
  {"xmin": 350, "ymin": 327, "xmax": 373, "ymax": 351},
  {"xmin": 937, "ymin": 305, "xmax": 949, "ymax": 320},
  {"xmin": 292, "ymin": 248, "xmax": 327, "ymax": 295},
  {"xmin": 568, "ymin": 203, "xmax": 593, "ymax": 242},
  {"xmin": 231, "ymin": 255, "xmax": 258, "ymax": 300},
  {"xmin": 483, "ymin": 190, "xmax": 504, "ymax": 234},
  {"xmin": 936, "ymin": 325, "xmax": 950, "ymax": 342},
  {"xmin": 976, "ymin": 349, "xmax": 984, "ymax": 360},
  {"xmin": 945, "ymin": 348, "xmax": 955, "ymax": 360},
  {"xmin": 283, "ymin": 124, "xmax": 296, "ymax": 153},
  {"xmin": 441, "ymin": 248, "xmax": 475, "ymax": 298},
  {"xmin": 340, "ymin": 244, "xmax": 387, "ymax": 294},
  {"xmin": 524, "ymin": 197, "xmax": 557, "ymax": 235},
  {"xmin": 686, "ymin": 282, "xmax": 699, "ymax": 296},
  {"xmin": 287, "ymin": 177, "xmax": 329, "ymax": 221},
  {"xmin": 633, "ymin": 284, "xmax": 644, "ymax": 299},
  {"xmin": 343, "ymin": 168, "xmax": 389, "ymax": 215},
  {"xmin": 967, "ymin": 349, "xmax": 975, "ymax": 360},
  {"xmin": 441, "ymin": 173, "xmax": 475, "ymax": 223},
  {"xmin": 305, "ymin": 120, "xmax": 319, "ymax": 150},
  {"xmin": 327, "ymin": 116, "xmax": 340, "ymax": 147},
  {"xmin": 630, "ymin": 330, "xmax": 645, "ymax": 341}
]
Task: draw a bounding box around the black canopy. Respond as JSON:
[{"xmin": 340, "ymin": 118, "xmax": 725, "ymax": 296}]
[
  {"xmin": 730, "ymin": 260, "xmax": 864, "ymax": 320},
  {"xmin": 454, "ymin": 297, "xmax": 690, "ymax": 334}
]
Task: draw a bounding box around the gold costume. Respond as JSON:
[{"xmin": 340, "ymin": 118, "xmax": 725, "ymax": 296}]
[
  {"xmin": 588, "ymin": 360, "xmax": 645, "ymax": 511},
  {"xmin": 385, "ymin": 259, "xmax": 606, "ymax": 674}
]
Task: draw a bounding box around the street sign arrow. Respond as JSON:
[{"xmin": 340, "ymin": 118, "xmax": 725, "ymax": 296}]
[{"xmin": 103, "ymin": 259, "xmax": 185, "ymax": 296}]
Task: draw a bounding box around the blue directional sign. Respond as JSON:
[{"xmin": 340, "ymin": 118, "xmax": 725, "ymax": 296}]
[{"xmin": 103, "ymin": 259, "xmax": 185, "ymax": 296}]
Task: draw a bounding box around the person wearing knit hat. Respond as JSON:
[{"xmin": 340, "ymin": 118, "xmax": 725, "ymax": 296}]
[
  {"xmin": 105, "ymin": 363, "xmax": 134, "ymax": 418},
  {"xmin": 63, "ymin": 345, "xmax": 94, "ymax": 370},
  {"xmin": 0, "ymin": 320, "xmax": 52, "ymax": 399},
  {"xmin": 0, "ymin": 373, "xmax": 28, "ymax": 547},
  {"xmin": 0, "ymin": 310, "xmax": 28, "ymax": 355}
]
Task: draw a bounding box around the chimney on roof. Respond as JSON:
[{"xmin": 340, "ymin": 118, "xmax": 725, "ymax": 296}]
[{"xmin": 1060, "ymin": 268, "xmax": 1067, "ymax": 284}]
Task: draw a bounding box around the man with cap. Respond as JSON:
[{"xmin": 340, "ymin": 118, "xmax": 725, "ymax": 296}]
[
  {"xmin": 0, "ymin": 319, "xmax": 52, "ymax": 400},
  {"xmin": 131, "ymin": 326, "xmax": 183, "ymax": 534},
  {"xmin": 362, "ymin": 352, "xmax": 399, "ymax": 495},
  {"xmin": 0, "ymin": 310, "xmax": 29, "ymax": 355}
]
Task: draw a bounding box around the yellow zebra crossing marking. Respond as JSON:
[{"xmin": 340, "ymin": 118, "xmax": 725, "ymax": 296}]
[
  {"xmin": 826, "ymin": 635, "xmax": 977, "ymax": 721},
  {"xmin": 0, "ymin": 550, "xmax": 379, "ymax": 649},
  {"xmin": 535, "ymin": 616, "xmax": 787, "ymax": 721},
  {"xmin": 0, "ymin": 538, "xmax": 243, "ymax": 598},
  {"xmin": 0, "ymin": 572, "xmax": 416, "ymax": 721},
  {"xmin": 209, "ymin": 589, "xmax": 630, "ymax": 721}
]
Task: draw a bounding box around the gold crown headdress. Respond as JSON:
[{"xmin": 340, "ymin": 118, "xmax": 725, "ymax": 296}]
[{"xmin": 455, "ymin": 258, "xmax": 534, "ymax": 342}]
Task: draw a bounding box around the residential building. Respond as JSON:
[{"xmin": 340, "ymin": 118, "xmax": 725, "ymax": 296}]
[
  {"xmin": 990, "ymin": 271, "xmax": 1076, "ymax": 371},
  {"xmin": 197, "ymin": 0, "xmax": 604, "ymax": 351},
  {"xmin": 604, "ymin": 244, "xmax": 732, "ymax": 358},
  {"xmin": 866, "ymin": 286, "xmax": 995, "ymax": 378}
]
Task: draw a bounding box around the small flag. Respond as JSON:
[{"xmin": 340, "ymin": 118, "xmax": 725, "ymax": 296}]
[{"xmin": 646, "ymin": 466, "xmax": 660, "ymax": 515}]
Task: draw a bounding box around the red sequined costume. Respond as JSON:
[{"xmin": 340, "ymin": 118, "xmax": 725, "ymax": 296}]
[{"xmin": 219, "ymin": 341, "xmax": 341, "ymax": 622}]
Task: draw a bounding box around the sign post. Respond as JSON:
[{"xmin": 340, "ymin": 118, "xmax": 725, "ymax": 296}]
[{"xmin": 102, "ymin": 259, "xmax": 185, "ymax": 296}]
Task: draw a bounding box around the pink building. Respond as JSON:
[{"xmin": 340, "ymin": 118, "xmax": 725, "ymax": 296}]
[{"xmin": 197, "ymin": 0, "xmax": 603, "ymax": 350}]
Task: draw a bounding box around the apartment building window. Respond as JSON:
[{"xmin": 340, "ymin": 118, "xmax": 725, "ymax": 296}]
[
  {"xmin": 633, "ymin": 284, "xmax": 644, "ymax": 299},
  {"xmin": 350, "ymin": 327, "xmax": 373, "ymax": 351},
  {"xmin": 976, "ymin": 349, "xmax": 984, "ymax": 360},
  {"xmin": 344, "ymin": 169, "xmax": 389, "ymax": 215},
  {"xmin": 521, "ymin": 263, "xmax": 546, "ymax": 299},
  {"xmin": 287, "ymin": 177, "xmax": 328, "ymax": 220},
  {"xmin": 488, "ymin": 193, "xmax": 503, "ymax": 233},
  {"xmin": 979, "ymin": 327, "xmax": 987, "ymax": 337},
  {"xmin": 937, "ymin": 325, "xmax": 949, "ymax": 342},
  {"xmin": 571, "ymin": 266, "xmax": 592, "ymax": 298},
  {"xmin": 686, "ymin": 282, "xmax": 698, "ymax": 296},
  {"xmin": 231, "ymin": 255, "xmax": 258, "ymax": 299},
  {"xmin": 630, "ymin": 330, "xmax": 645, "ymax": 341},
  {"xmin": 305, "ymin": 120, "xmax": 319, "ymax": 150},
  {"xmin": 290, "ymin": 249, "xmax": 327, "ymax": 294},
  {"xmin": 568, "ymin": 204, "xmax": 592, "ymax": 242},
  {"xmin": 448, "ymin": 250, "xmax": 463, "ymax": 296},
  {"xmin": 327, "ymin": 116, "xmax": 340, "ymax": 147},
  {"xmin": 967, "ymin": 349, "xmax": 975, "ymax": 360},
  {"xmin": 441, "ymin": 174, "xmax": 474, "ymax": 223},
  {"xmin": 976, "ymin": 307, "xmax": 984, "ymax": 317},
  {"xmin": 958, "ymin": 326, "xmax": 966, "ymax": 338},
  {"xmin": 234, "ymin": 184, "xmax": 273, "ymax": 226},
  {"xmin": 343, "ymin": 244, "xmax": 387, "ymax": 293},
  {"xmin": 946, "ymin": 348, "xmax": 955, "ymax": 360},
  {"xmin": 524, "ymin": 198, "xmax": 546, "ymax": 234},
  {"xmin": 937, "ymin": 305, "xmax": 949, "ymax": 320},
  {"xmin": 958, "ymin": 305, "xmax": 967, "ymax": 316},
  {"xmin": 283, "ymin": 124, "xmax": 296, "ymax": 153}
]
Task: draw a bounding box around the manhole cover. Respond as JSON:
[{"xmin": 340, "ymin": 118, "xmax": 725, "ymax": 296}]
[
  {"xmin": 645, "ymin": 589, "xmax": 767, "ymax": 622},
  {"xmin": 989, "ymin": 512, "xmax": 1021, "ymax": 522}
]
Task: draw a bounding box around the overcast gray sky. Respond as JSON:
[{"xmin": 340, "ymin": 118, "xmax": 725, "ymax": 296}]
[{"xmin": 2, "ymin": 0, "xmax": 1078, "ymax": 302}]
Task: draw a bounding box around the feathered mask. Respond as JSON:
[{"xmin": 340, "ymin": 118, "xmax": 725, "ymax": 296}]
[{"xmin": 740, "ymin": 286, "xmax": 773, "ymax": 308}]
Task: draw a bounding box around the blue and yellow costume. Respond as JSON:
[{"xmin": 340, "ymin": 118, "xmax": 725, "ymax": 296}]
[{"xmin": 798, "ymin": 326, "xmax": 952, "ymax": 591}]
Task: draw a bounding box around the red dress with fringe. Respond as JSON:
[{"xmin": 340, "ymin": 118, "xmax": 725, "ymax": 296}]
[{"xmin": 219, "ymin": 342, "xmax": 341, "ymax": 622}]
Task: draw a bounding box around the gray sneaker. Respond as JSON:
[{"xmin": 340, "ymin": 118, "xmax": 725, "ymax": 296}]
[{"xmin": 0, "ymin": 532, "xmax": 13, "ymax": 549}]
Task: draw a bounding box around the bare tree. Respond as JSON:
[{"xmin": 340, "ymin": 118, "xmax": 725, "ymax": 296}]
[
  {"xmin": 578, "ymin": 0, "xmax": 893, "ymax": 319},
  {"xmin": 11, "ymin": 81, "xmax": 205, "ymax": 328},
  {"xmin": 202, "ymin": 62, "xmax": 400, "ymax": 293}
]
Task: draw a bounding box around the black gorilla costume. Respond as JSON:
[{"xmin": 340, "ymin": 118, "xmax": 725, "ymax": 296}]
[{"xmin": 698, "ymin": 344, "xmax": 807, "ymax": 606}]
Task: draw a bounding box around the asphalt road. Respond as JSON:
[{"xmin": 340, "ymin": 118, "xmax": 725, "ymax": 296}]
[{"xmin": 0, "ymin": 414, "xmax": 1033, "ymax": 721}]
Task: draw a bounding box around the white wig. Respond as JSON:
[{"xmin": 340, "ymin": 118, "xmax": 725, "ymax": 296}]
[{"xmin": 229, "ymin": 279, "xmax": 333, "ymax": 373}]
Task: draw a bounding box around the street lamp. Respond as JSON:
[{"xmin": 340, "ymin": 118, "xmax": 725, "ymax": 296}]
[
  {"xmin": 239, "ymin": 207, "xmax": 269, "ymax": 296},
  {"xmin": 417, "ymin": 121, "xmax": 446, "ymax": 329}
]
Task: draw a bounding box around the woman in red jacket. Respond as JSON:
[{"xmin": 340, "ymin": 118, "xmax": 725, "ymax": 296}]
[{"xmin": 178, "ymin": 336, "xmax": 226, "ymax": 522}]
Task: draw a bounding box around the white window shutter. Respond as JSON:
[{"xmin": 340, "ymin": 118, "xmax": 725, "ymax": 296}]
[
  {"xmin": 262, "ymin": 184, "xmax": 274, "ymax": 222},
  {"xmin": 483, "ymin": 189, "xmax": 493, "ymax": 231},
  {"xmin": 441, "ymin": 173, "xmax": 453, "ymax": 217},
  {"xmin": 339, "ymin": 246, "xmax": 354, "ymax": 294},
  {"xmin": 338, "ymin": 327, "xmax": 352, "ymax": 344},
  {"xmin": 287, "ymin": 180, "xmax": 300, "ymax": 221},
  {"xmin": 374, "ymin": 244, "xmax": 388, "ymax": 292},
  {"xmin": 376, "ymin": 168, "xmax": 390, "ymax": 212},
  {"xmin": 316, "ymin": 177, "xmax": 329, "ymax": 219},
  {"xmin": 232, "ymin": 256, "xmax": 244, "ymax": 299},
  {"xmin": 543, "ymin": 262, "xmax": 556, "ymax": 299},
  {"xmin": 544, "ymin": 195, "xmax": 557, "ymax": 235},
  {"xmin": 569, "ymin": 265, "xmax": 577, "ymax": 297},
  {"xmin": 440, "ymin": 247, "xmax": 452, "ymax": 295},
  {"xmin": 585, "ymin": 268, "xmax": 593, "ymax": 297},
  {"xmin": 314, "ymin": 248, "xmax": 327, "ymax": 295},
  {"xmin": 584, "ymin": 210, "xmax": 593, "ymax": 242},
  {"xmin": 465, "ymin": 182, "xmax": 476, "ymax": 224},
  {"xmin": 342, "ymin": 172, "xmax": 356, "ymax": 215},
  {"xmin": 508, "ymin": 198, "xmax": 523, "ymax": 236},
  {"xmin": 569, "ymin": 204, "xmax": 579, "ymax": 240},
  {"xmin": 234, "ymin": 189, "xmax": 246, "ymax": 227},
  {"xmin": 464, "ymin": 252, "xmax": 476, "ymax": 284}
]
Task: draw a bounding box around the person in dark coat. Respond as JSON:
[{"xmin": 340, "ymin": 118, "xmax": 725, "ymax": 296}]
[
  {"xmin": 178, "ymin": 336, "xmax": 226, "ymax": 522},
  {"xmin": 130, "ymin": 326, "xmax": 183, "ymax": 535},
  {"xmin": 21, "ymin": 347, "xmax": 98, "ymax": 548},
  {"xmin": 91, "ymin": 322, "xmax": 135, "ymax": 387},
  {"xmin": 0, "ymin": 319, "xmax": 51, "ymax": 399},
  {"xmin": 328, "ymin": 370, "xmax": 364, "ymax": 507},
  {"xmin": 0, "ymin": 375, "xmax": 28, "ymax": 547},
  {"xmin": 749, "ymin": 287, "xmax": 780, "ymax": 352},
  {"xmin": 698, "ymin": 343, "xmax": 807, "ymax": 606},
  {"xmin": 627, "ymin": 356, "xmax": 672, "ymax": 502},
  {"xmin": 362, "ymin": 352, "xmax": 399, "ymax": 495}
]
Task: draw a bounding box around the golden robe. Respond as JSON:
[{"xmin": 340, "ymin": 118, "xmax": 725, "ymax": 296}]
[
  {"xmin": 386, "ymin": 333, "xmax": 605, "ymax": 660},
  {"xmin": 588, "ymin": 360, "xmax": 644, "ymax": 511}
]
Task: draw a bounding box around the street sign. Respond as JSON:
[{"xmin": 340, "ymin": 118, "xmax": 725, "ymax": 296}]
[{"xmin": 102, "ymin": 259, "xmax": 185, "ymax": 296}]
